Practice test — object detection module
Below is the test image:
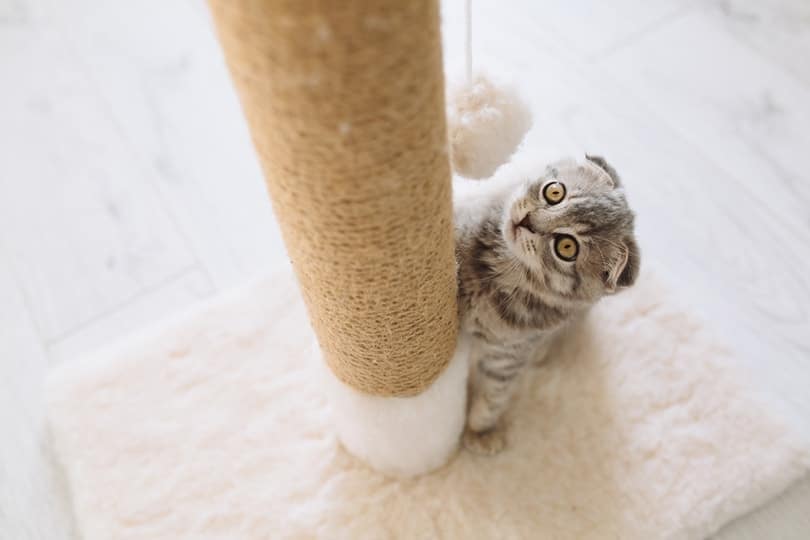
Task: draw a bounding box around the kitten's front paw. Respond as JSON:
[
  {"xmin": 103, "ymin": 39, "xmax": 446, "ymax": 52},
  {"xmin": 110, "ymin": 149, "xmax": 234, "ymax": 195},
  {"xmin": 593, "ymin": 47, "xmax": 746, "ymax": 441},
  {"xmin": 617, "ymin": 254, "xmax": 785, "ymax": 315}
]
[{"xmin": 463, "ymin": 426, "xmax": 507, "ymax": 456}]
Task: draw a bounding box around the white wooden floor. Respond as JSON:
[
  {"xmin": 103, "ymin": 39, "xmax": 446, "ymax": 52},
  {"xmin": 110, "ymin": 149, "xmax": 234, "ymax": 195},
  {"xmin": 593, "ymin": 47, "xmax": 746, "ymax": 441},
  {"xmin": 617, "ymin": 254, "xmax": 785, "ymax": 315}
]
[{"xmin": 1, "ymin": 0, "xmax": 809, "ymax": 538}]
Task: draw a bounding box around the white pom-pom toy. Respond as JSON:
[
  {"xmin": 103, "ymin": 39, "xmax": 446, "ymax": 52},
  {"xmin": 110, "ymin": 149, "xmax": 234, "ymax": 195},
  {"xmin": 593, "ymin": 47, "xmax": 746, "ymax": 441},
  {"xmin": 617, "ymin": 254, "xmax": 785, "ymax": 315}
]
[
  {"xmin": 446, "ymin": 0, "xmax": 532, "ymax": 179},
  {"xmin": 447, "ymin": 74, "xmax": 532, "ymax": 179}
]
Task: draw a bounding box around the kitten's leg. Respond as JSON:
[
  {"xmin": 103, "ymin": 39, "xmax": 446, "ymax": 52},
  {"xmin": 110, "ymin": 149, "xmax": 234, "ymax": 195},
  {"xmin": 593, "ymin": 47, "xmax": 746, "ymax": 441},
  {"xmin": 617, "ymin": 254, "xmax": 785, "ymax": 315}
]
[{"xmin": 464, "ymin": 341, "xmax": 528, "ymax": 455}]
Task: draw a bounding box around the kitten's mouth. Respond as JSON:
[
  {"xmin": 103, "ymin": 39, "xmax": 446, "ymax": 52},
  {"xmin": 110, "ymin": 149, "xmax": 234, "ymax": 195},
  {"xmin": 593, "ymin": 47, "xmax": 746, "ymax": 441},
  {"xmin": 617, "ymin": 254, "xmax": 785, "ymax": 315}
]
[
  {"xmin": 506, "ymin": 213, "xmax": 536, "ymax": 245},
  {"xmin": 515, "ymin": 214, "xmax": 536, "ymax": 235}
]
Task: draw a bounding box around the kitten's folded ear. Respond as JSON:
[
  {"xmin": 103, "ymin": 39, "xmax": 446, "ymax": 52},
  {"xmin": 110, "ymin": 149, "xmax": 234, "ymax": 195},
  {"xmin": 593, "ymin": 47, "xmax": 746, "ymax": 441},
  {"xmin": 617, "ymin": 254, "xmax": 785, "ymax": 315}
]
[
  {"xmin": 604, "ymin": 236, "xmax": 640, "ymax": 292},
  {"xmin": 585, "ymin": 154, "xmax": 621, "ymax": 188},
  {"xmin": 617, "ymin": 236, "xmax": 640, "ymax": 288}
]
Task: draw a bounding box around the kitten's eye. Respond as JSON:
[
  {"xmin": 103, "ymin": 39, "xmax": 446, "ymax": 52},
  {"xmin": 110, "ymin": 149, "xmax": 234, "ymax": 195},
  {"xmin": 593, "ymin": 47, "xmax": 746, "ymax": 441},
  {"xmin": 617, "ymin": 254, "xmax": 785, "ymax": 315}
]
[
  {"xmin": 554, "ymin": 234, "xmax": 579, "ymax": 261},
  {"xmin": 543, "ymin": 182, "xmax": 566, "ymax": 205}
]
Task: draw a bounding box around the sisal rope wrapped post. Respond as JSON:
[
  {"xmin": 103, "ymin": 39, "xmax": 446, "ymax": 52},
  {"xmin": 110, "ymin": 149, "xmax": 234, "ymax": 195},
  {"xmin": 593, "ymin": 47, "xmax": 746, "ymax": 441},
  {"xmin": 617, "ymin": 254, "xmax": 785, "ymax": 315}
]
[{"xmin": 208, "ymin": 0, "xmax": 468, "ymax": 475}]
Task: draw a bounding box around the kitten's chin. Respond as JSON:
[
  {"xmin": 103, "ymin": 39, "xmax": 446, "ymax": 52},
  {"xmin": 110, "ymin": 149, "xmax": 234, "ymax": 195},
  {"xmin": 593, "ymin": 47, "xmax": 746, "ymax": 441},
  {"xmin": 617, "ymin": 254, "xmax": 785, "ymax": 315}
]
[
  {"xmin": 502, "ymin": 216, "xmax": 530, "ymax": 252},
  {"xmin": 502, "ymin": 225, "xmax": 527, "ymax": 255},
  {"xmin": 501, "ymin": 217, "xmax": 544, "ymax": 272},
  {"xmin": 504, "ymin": 225, "xmax": 517, "ymax": 246},
  {"xmin": 503, "ymin": 230, "xmax": 524, "ymax": 262},
  {"xmin": 501, "ymin": 214, "xmax": 518, "ymax": 246}
]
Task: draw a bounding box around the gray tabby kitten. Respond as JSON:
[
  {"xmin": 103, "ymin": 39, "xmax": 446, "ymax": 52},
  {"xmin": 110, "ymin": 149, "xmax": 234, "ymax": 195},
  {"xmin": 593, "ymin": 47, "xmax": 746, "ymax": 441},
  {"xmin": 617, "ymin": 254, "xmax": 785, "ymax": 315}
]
[{"xmin": 456, "ymin": 155, "xmax": 640, "ymax": 455}]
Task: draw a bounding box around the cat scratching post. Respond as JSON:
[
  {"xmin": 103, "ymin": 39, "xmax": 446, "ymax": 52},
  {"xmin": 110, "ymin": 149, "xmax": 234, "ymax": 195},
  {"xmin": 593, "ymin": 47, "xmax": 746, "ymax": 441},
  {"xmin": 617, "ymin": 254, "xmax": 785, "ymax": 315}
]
[{"xmin": 207, "ymin": 0, "xmax": 468, "ymax": 475}]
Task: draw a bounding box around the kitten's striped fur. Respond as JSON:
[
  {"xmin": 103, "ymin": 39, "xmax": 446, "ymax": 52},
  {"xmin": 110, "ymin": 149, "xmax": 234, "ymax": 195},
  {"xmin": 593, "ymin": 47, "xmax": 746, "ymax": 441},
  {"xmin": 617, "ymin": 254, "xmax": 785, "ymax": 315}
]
[{"xmin": 456, "ymin": 156, "xmax": 639, "ymax": 454}]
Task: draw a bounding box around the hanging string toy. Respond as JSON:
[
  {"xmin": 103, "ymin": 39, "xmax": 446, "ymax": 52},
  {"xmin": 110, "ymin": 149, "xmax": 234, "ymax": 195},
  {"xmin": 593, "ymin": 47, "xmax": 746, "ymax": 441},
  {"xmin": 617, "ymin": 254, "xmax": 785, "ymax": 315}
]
[{"xmin": 447, "ymin": 0, "xmax": 533, "ymax": 179}]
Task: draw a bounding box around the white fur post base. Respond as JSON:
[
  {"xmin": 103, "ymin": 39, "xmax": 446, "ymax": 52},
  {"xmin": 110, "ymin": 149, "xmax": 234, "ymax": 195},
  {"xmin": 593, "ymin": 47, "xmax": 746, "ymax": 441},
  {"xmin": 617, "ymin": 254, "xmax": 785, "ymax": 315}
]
[
  {"xmin": 46, "ymin": 269, "xmax": 810, "ymax": 539},
  {"xmin": 321, "ymin": 340, "xmax": 469, "ymax": 477}
]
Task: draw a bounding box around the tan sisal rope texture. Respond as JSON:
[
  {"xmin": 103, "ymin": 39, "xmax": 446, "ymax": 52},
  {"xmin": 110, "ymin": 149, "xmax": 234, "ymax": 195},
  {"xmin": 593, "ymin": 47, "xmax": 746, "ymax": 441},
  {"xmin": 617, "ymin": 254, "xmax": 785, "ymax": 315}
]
[{"xmin": 208, "ymin": 0, "xmax": 458, "ymax": 396}]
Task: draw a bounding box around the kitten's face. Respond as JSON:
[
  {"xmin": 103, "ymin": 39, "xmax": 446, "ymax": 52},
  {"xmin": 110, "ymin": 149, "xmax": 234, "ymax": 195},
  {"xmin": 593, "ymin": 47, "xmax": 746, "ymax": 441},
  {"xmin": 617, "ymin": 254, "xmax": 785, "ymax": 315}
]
[{"xmin": 502, "ymin": 155, "xmax": 639, "ymax": 300}]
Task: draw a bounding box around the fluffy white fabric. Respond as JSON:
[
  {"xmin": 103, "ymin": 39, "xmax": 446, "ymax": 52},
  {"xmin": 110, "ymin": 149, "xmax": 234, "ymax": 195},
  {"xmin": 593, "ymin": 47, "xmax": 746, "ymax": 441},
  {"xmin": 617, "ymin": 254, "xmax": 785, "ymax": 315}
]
[
  {"xmin": 322, "ymin": 338, "xmax": 468, "ymax": 477},
  {"xmin": 447, "ymin": 74, "xmax": 532, "ymax": 179},
  {"xmin": 47, "ymin": 270, "xmax": 810, "ymax": 540}
]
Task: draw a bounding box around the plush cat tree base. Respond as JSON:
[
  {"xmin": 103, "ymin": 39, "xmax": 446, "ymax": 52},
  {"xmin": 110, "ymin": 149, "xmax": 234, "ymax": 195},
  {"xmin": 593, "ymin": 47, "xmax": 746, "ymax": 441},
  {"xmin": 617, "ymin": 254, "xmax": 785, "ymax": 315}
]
[{"xmin": 47, "ymin": 269, "xmax": 809, "ymax": 540}]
